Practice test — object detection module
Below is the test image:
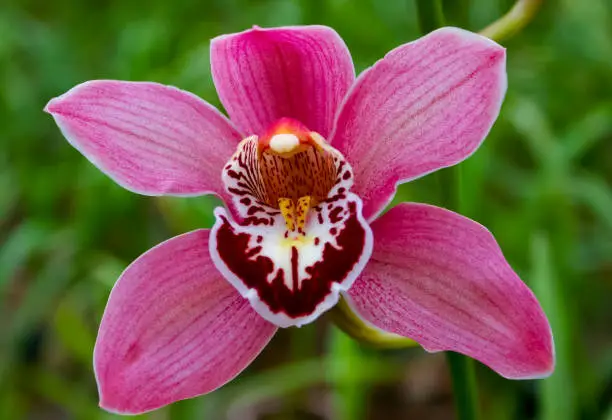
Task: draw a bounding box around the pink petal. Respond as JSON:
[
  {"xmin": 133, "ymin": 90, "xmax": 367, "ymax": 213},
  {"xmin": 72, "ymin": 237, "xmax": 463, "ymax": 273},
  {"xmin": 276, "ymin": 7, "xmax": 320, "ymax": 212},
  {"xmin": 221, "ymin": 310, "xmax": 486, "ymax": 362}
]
[
  {"xmin": 331, "ymin": 27, "xmax": 507, "ymax": 220},
  {"xmin": 45, "ymin": 80, "xmax": 242, "ymax": 198},
  {"xmin": 211, "ymin": 25, "xmax": 355, "ymax": 138},
  {"xmin": 346, "ymin": 203, "xmax": 554, "ymax": 379},
  {"xmin": 95, "ymin": 229, "xmax": 276, "ymax": 414}
]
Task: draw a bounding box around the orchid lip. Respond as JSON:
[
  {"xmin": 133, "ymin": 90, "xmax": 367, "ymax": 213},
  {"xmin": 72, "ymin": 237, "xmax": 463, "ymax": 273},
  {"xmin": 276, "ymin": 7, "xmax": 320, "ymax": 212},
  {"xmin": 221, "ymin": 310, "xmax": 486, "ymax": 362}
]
[{"xmin": 210, "ymin": 118, "xmax": 373, "ymax": 328}]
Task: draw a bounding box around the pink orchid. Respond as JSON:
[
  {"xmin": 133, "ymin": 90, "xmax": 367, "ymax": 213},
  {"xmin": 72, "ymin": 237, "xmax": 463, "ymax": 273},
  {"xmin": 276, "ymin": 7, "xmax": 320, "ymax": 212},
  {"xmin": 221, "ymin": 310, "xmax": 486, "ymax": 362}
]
[{"xmin": 45, "ymin": 25, "xmax": 554, "ymax": 414}]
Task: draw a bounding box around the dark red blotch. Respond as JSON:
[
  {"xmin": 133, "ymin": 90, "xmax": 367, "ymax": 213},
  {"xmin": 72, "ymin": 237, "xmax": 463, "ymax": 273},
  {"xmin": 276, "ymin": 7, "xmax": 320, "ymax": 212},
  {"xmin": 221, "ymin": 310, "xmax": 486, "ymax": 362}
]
[{"xmin": 215, "ymin": 202, "xmax": 367, "ymax": 319}]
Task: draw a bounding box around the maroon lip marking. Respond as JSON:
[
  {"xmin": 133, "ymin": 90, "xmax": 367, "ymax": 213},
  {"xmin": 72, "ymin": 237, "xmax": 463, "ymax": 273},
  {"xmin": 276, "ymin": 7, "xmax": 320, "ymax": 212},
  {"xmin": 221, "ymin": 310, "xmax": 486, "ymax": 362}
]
[
  {"xmin": 214, "ymin": 201, "xmax": 367, "ymax": 319},
  {"xmin": 242, "ymin": 216, "xmax": 271, "ymax": 226},
  {"xmin": 247, "ymin": 205, "xmax": 266, "ymax": 215},
  {"xmin": 291, "ymin": 246, "xmax": 299, "ymax": 292},
  {"xmin": 328, "ymin": 207, "xmax": 343, "ymax": 223},
  {"xmin": 228, "ymin": 187, "xmax": 249, "ymax": 196},
  {"xmin": 245, "ymin": 246, "xmax": 262, "ymax": 258},
  {"xmin": 227, "ymin": 169, "xmax": 241, "ymax": 180},
  {"xmin": 325, "ymin": 191, "xmax": 347, "ymax": 203}
]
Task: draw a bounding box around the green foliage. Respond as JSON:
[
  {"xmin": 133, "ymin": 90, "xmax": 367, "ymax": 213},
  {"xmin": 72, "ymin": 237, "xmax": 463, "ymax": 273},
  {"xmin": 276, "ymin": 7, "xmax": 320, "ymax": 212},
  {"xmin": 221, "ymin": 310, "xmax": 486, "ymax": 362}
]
[{"xmin": 1, "ymin": 0, "xmax": 611, "ymax": 418}]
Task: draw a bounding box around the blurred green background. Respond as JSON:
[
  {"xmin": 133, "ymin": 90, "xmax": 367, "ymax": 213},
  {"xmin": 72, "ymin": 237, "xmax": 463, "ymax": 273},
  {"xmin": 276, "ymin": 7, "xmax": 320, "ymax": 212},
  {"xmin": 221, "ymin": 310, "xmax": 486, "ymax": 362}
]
[{"xmin": 1, "ymin": 0, "xmax": 611, "ymax": 418}]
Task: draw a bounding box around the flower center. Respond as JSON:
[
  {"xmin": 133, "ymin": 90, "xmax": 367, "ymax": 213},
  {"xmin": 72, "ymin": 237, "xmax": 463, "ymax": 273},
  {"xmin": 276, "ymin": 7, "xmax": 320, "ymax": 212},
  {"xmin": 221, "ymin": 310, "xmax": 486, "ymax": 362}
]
[
  {"xmin": 259, "ymin": 118, "xmax": 337, "ymax": 206},
  {"xmin": 211, "ymin": 117, "xmax": 373, "ymax": 328},
  {"xmin": 227, "ymin": 118, "xmax": 341, "ymax": 233},
  {"xmin": 268, "ymin": 133, "xmax": 300, "ymax": 154}
]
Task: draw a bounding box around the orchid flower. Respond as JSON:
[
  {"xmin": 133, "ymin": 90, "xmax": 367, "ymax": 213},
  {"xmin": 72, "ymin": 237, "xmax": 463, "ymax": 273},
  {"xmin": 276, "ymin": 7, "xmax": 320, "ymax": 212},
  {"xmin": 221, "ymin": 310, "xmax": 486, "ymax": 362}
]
[{"xmin": 45, "ymin": 25, "xmax": 554, "ymax": 414}]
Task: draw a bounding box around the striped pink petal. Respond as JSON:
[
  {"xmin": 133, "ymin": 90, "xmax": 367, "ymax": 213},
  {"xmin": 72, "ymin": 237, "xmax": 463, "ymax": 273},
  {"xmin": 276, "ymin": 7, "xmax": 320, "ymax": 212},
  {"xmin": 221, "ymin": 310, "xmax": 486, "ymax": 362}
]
[
  {"xmin": 211, "ymin": 25, "xmax": 355, "ymax": 138},
  {"xmin": 346, "ymin": 203, "xmax": 554, "ymax": 379},
  {"xmin": 331, "ymin": 27, "xmax": 507, "ymax": 220},
  {"xmin": 95, "ymin": 230, "xmax": 276, "ymax": 414},
  {"xmin": 45, "ymin": 80, "xmax": 242, "ymax": 198}
]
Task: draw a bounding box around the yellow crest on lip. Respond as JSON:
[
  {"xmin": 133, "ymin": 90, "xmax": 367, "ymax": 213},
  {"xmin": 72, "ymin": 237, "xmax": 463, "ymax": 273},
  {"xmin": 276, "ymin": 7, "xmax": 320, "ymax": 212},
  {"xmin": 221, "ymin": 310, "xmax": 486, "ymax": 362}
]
[
  {"xmin": 278, "ymin": 197, "xmax": 296, "ymax": 231},
  {"xmin": 278, "ymin": 195, "xmax": 312, "ymax": 233}
]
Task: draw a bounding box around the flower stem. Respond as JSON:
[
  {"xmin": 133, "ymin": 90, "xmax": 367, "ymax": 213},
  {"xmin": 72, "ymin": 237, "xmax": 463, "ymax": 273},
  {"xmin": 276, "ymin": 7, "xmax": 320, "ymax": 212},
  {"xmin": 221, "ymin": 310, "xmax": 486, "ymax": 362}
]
[
  {"xmin": 415, "ymin": 0, "xmax": 445, "ymax": 33},
  {"xmin": 437, "ymin": 166, "xmax": 480, "ymax": 420},
  {"xmin": 447, "ymin": 352, "xmax": 480, "ymax": 420},
  {"xmin": 328, "ymin": 297, "xmax": 417, "ymax": 349},
  {"xmin": 479, "ymin": 0, "xmax": 544, "ymax": 42},
  {"xmin": 415, "ymin": 1, "xmax": 480, "ymax": 417}
]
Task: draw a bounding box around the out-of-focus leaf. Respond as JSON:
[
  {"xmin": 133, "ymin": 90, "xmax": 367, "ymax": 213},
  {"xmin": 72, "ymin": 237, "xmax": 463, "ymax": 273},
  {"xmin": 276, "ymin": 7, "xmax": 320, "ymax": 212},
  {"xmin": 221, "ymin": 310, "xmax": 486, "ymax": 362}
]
[
  {"xmin": 155, "ymin": 196, "xmax": 221, "ymax": 234},
  {"xmin": 218, "ymin": 352, "xmax": 400, "ymax": 418},
  {"xmin": 52, "ymin": 294, "xmax": 95, "ymax": 367},
  {"xmin": 0, "ymin": 222, "xmax": 51, "ymax": 294},
  {"xmin": 562, "ymin": 104, "xmax": 612, "ymax": 161},
  {"xmin": 0, "ymin": 231, "xmax": 74, "ymax": 384},
  {"xmin": 531, "ymin": 233, "xmax": 575, "ymax": 420},
  {"xmin": 25, "ymin": 369, "xmax": 101, "ymax": 420},
  {"xmin": 570, "ymin": 176, "xmax": 612, "ymax": 232},
  {"xmin": 504, "ymin": 96, "xmax": 558, "ymax": 165}
]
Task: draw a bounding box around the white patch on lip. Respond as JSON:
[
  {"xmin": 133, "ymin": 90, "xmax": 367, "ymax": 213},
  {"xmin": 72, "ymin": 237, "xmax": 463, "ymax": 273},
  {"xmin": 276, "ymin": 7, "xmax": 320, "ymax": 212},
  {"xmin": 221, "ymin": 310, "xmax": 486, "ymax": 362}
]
[{"xmin": 269, "ymin": 133, "xmax": 300, "ymax": 153}]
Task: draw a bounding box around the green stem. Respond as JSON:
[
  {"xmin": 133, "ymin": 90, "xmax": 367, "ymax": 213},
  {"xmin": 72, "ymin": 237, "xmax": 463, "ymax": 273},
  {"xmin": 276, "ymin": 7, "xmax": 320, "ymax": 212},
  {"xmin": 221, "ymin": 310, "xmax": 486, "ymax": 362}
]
[
  {"xmin": 415, "ymin": 0, "xmax": 445, "ymax": 33},
  {"xmin": 329, "ymin": 327, "xmax": 367, "ymax": 420},
  {"xmin": 437, "ymin": 166, "xmax": 480, "ymax": 420},
  {"xmin": 416, "ymin": 1, "xmax": 478, "ymax": 416},
  {"xmin": 479, "ymin": 0, "xmax": 544, "ymax": 42},
  {"xmin": 447, "ymin": 353, "xmax": 480, "ymax": 420},
  {"xmin": 328, "ymin": 297, "xmax": 418, "ymax": 349},
  {"xmin": 287, "ymin": 325, "xmax": 317, "ymax": 418}
]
